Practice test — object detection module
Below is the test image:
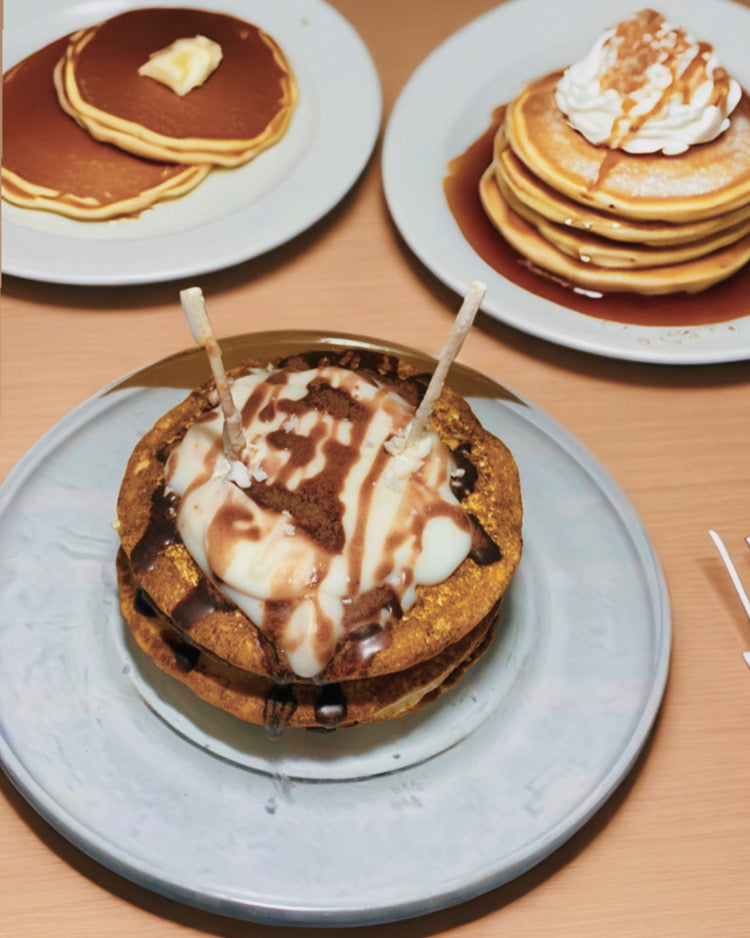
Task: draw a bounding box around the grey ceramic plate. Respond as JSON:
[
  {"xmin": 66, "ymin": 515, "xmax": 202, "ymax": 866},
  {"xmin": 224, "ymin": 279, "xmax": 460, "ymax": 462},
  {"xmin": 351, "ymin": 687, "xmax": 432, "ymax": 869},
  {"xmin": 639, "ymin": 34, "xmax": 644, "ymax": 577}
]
[{"xmin": 0, "ymin": 332, "xmax": 670, "ymax": 925}]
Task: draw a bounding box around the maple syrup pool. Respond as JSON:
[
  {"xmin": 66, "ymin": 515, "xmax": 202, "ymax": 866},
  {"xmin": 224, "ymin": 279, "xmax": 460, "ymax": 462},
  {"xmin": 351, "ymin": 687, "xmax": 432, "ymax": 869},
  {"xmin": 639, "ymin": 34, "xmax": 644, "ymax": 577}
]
[{"xmin": 443, "ymin": 107, "xmax": 750, "ymax": 328}]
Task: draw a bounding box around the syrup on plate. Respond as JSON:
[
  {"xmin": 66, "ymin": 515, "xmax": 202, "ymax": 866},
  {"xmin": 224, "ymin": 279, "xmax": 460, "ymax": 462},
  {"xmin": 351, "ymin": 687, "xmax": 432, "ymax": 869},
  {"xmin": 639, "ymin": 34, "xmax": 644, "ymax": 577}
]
[{"xmin": 443, "ymin": 107, "xmax": 750, "ymax": 328}]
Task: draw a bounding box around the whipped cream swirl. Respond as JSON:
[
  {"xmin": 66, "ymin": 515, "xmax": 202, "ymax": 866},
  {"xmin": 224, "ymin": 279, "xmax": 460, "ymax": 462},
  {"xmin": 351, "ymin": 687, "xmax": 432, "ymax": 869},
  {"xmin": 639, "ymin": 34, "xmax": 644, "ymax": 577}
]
[{"xmin": 555, "ymin": 9, "xmax": 741, "ymax": 155}]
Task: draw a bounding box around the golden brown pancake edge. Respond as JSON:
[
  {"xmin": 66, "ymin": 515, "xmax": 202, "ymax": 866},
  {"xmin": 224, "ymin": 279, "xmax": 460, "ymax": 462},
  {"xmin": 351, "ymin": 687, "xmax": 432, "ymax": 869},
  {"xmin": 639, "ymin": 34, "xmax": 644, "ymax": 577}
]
[
  {"xmin": 116, "ymin": 548, "xmax": 504, "ymax": 730},
  {"xmin": 479, "ymin": 164, "xmax": 750, "ymax": 294}
]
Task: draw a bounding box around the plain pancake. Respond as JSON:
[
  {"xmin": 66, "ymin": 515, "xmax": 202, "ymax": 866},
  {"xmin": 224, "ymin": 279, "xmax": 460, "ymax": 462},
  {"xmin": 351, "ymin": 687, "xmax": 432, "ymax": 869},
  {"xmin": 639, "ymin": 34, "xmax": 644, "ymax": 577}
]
[
  {"xmin": 56, "ymin": 8, "xmax": 297, "ymax": 166},
  {"xmin": 116, "ymin": 348, "xmax": 523, "ymax": 685},
  {"xmin": 480, "ymin": 165, "xmax": 750, "ymax": 294},
  {"xmin": 116, "ymin": 548, "xmax": 501, "ymax": 731},
  {"xmin": 495, "ymin": 167, "xmax": 750, "ymax": 270},
  {"xmin": 505, "ymin": 70, "xmax": 750, "ymax": 223},
  {"xmin": 494, "ymin": 126, "xmax": 750, "ymax": 246},
  {"xmin": 1, "ymin": 35, "xmax": 209, "ymax": 219}
]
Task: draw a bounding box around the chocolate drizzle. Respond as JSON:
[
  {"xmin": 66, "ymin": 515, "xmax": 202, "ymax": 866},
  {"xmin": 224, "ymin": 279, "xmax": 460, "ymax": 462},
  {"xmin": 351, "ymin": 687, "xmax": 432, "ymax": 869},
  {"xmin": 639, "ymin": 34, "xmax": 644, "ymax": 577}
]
[
  {"xmin": 468, "ymin": 514, "xmax": 502, "ymax": 566},
  {"xmin": 134, "ymin": 587, "xmax": 158, "ymax": 617},
  {"xmin": 348, "ymin": 622, "xmax": 385, "ymax": 644},
  {"xmin": 450, "ymin": 441, "xmax": 478, "ymax": 500},
  {"xmin": 448, "ymin": 443, "xmax": 502, "ymax": 565},
  {"xmin": 173, "ymin": 642, "xmax": 201, "ymax": 673},
  {"xmin": 263, "ymin": 683, "xmax": 297, "ymax": 738},
  {"xmin": 263, "ymin": 680, "xmax": 348, "ymax": 735},
  {"xmin": 171, "ymin": 579, "xmax": 237, "ymax": 632},
  {"xmin": 160, "ymin": 629, "xmax": 201, "ymax": 673},
  {"xmin": 130, "ymin": 486, "xmax": 180, "ymax": 573},
  {"xmin": 314, "ymin": 683, "xmax": 347, "ymax": 728}
]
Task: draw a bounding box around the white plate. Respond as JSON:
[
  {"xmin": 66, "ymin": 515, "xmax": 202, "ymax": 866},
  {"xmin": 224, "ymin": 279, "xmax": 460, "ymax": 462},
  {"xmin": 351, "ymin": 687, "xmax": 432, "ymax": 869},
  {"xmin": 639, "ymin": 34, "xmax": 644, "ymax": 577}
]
[
  {"xmin": 383, "ymin": 0, "xmax": 750, "ymax": 365},
  {"xmin": 1, "ymin": 0, "xmax": 381, "ymax": 285},
  {"xmin": 0, "ymin": 331, "xmax": 670, "ymax": 925}
]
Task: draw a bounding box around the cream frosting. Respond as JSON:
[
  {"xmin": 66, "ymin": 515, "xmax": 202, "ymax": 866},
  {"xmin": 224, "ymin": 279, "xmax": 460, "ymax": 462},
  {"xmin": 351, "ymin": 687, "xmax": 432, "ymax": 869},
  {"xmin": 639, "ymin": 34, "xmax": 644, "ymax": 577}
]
[
  {"xmin": 555, "ymin": 9, "xmax": 741, "ymax": 155},
  {"xmin": 164, "ymin": 366, "xmax": 473, "ymax": 678}
]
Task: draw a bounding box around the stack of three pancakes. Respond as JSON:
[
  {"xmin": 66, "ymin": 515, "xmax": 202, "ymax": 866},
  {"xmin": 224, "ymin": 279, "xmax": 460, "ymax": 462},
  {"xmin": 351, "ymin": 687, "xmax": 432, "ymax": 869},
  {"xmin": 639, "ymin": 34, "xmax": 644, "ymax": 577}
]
[{"xmin": 479, "ymin": 70, "xmax": 750, "ymax": 295}]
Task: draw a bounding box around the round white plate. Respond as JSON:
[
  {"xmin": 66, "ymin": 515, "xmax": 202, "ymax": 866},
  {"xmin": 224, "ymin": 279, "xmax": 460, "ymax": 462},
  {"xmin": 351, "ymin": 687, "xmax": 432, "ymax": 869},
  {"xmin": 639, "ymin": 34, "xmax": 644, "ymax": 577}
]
[
  {"xmin": 383, "ymin": 0, "xmax": 750, "ymax": 365},
  {"xmin": 1, "ymin": 0, "xmax": 381, "ymax": 285},
  {"xmin": 0, "ymin": 331, "xmax": 669, "ymax": 925}
]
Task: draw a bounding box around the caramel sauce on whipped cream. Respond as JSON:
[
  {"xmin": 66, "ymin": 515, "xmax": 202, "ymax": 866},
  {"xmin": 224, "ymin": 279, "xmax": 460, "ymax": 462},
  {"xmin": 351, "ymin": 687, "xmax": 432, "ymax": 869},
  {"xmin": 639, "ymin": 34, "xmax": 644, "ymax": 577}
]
[
  {"xmin": 164, "ymin": 363, "xmax": 474, "ymax": 679},
  {"xmin": 555, "ymin": 8, "xmax": 741, "ymax": 154}
]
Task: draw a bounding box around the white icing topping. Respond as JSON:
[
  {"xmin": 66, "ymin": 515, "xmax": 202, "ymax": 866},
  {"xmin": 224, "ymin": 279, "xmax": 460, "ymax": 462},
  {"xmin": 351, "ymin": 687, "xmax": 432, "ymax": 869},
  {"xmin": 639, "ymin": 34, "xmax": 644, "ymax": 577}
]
[
  {"xmin": 165, "ymin": 366, "xmax": 473, "ymax": 678},
  {"xmin": 555, "ymin": 9, "xmax": 741, "ymax": 155}
]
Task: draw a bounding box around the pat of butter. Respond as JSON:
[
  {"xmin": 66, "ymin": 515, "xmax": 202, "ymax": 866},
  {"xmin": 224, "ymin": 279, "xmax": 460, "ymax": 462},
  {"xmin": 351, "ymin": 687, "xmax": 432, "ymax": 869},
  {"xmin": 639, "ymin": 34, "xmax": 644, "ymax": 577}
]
[{"xmin": 138, "ymin": 35, "xmax": 223, "ymax": 96}]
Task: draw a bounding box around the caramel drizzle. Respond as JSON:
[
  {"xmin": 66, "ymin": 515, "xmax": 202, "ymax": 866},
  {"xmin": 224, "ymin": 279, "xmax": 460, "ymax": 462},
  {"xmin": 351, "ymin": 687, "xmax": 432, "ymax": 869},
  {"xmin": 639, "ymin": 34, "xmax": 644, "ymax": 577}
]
[
  {"xmin": 601, "ymin": 9, "xmax": 732, "ymax": 150},
  {"xmin": 134, "ymin": 352, "xmax": 501, "ymax": 688},
  {"xmin": 187, "ymin": 364, "xmax": 475, "ymax": 669}
]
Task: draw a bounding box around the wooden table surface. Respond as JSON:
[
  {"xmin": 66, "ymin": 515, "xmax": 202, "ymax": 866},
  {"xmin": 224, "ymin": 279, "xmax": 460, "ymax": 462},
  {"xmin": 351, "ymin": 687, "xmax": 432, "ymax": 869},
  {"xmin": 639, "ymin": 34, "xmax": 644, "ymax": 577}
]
[{"xmin": 3, "ymin": 1, "xmax": 750, "ymax": 935}]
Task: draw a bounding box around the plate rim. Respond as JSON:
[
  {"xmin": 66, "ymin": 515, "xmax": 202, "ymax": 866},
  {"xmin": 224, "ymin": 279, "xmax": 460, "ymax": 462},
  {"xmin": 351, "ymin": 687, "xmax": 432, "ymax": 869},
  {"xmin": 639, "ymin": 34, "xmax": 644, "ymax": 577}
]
[{"xmin": 0, "ymin": 329, "xmax": 671, "ymax": 925}]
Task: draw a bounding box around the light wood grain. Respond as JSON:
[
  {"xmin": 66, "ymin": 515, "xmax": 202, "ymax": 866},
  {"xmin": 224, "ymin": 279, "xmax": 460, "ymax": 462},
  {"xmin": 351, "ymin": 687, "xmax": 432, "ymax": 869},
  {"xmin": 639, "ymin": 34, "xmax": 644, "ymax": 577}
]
[{"xmin": 2, "ymin": 2, "xmax": 750, "ymax": 935}]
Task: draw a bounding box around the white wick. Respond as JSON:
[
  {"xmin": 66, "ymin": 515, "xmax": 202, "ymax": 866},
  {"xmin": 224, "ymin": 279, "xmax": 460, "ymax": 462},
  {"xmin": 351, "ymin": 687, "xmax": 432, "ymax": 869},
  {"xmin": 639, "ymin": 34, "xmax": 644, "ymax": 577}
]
[
  {"xmin": 179, "ymin": 286, "xmax": 247, "ymax": 466},
  {"xmin": 387, "ymin": 280, "xmax": 486, "ymax": 456}
]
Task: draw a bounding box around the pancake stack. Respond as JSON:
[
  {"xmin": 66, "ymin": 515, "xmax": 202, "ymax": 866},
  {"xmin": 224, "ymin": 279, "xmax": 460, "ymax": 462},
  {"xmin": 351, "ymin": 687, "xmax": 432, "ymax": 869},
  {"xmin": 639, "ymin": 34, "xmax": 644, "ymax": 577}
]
[
  {"xmin": 2, "ymin": 7, "xmax": 297, "ymax": 219},
  {"xmin": 479, "ymin": 12, "xmax": 750, "ymax": 295},
  {"xmin": 115, "ymin": 348, "xmax": 523, "ymax": 733}
]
